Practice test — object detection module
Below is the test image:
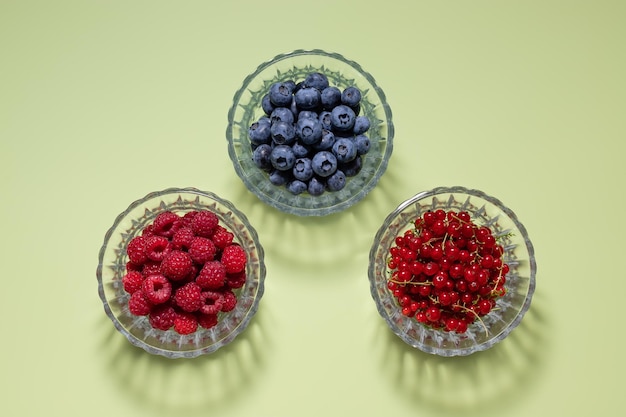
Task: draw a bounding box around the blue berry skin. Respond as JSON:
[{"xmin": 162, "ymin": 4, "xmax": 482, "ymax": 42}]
[
  {"xmin": 269, "ymin": 81, "xmax": 294, "ymax": 107},
  {"xmin": 321, "ymin": 86, "xmax": 342, "ymax": 110},
  {"xmin": 297, "ymin": 110, "xmax": 318, "ymax": 121},
  {"xmin": 269, "ymin": 169, "xmax": 291, "ymax": 186},
  {"xmin": 249, "ymin": 117, "xmax": 272, "ymax": 145},
  {"xmin": 292, "ymin": 157, "xmax": 313, "ymax": 182},
  {"xmin": 291, "ymin": 142, "xmax": 309, "ymax": 158},
  {"xmin": 270, "ymin": 145, "xmax": 296, "ymax": 171},
  {"xmin": 341, "ymin": 86, "xmax": 362, "ymax": 107},
  {"xmin": 252, "ymin": 144, "xmax": 273, "ymax": 171},
  {"xmin": 314, "ymin": 129, "xmax": 336, "ymax": 151},
  {"xmin": 287, "ymin": 180, "xmax": 308, "ymax": 195},
  {"xmin": 304, "ymin": 72, "xmax": 329, "ymax": 91},
  {"xmin": 354, "ymin": 134, "xmax": 371, "ymax": 155},
  {"xmin": 296, "ymin": 117, "xmax": 323, "ymax": 145},
  {"xmin": 319, "ymin": 111, "xmax": 332, "ymax": 130},
  {"xmin": 270, "ymin": 121, "xmax": 296, "ymax": 145},
  {"xmin": 294, "ymin": 87, "xmax": 321, "ymax": 110},
  {"xmin": 340, "ymin": 155, "xmax": 362, "ymax": 177},
  {"xmin": 330, "ymin": 104, "xmax": 356, "ymax": 132},
  {"xmin": 353, "ymin": 115, "xmax": 370, "ymax": 135},
  {"xmin": 332, "ymin": 137, "xmax": 357, "ymax": 163},
  {"xmin": 262, "ymin": 94, "xmax": 275, "ymax": 115},
  {"xmin": 326, "ymin": 170, "xmax": 346, "ymax": 191},
  {"xmin": 308, "ymin": 177, "xmax": 326, "ymax": 196},
  {"xmin": 311, "ymin": 150, "xmax": 338, "ymax": 177},
  {"xmin": 270, "ymin": 107, "xmax": 295, "ymax": 125}
]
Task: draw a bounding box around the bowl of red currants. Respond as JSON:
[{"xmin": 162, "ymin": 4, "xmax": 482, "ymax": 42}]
[
  {"xmin": 368, "ymin": 186, "xmax": 536, "ymax": 356},
  {"xmin": 226, "ymin": 49, "xmax": 394, "ymax": 216},
  {"xmin": 96, "ymin": 188, "xmax": 266, "ymax": 358}
]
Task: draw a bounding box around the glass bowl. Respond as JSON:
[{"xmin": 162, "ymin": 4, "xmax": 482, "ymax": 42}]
[
  {"xmin": 368, "ymin": 186, "xmax": 536, "ymax": 356},
  {"xmin": 226, "ymin": 49, "xmax": 394, "ymax": 216},
  {"xmin": 96, "ymin": 188, "xmax": 266, "ymax": 359}
]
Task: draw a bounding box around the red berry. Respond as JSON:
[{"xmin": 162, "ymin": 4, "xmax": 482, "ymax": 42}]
[
  {"xmin": 196, "ymin": 260, "xmax": 226, "ymax": 290},
  {"xmin": 174, "ymin": 282, "xmax": 204, "ymax": 312},
  {"xmin": 200, "ymin": 291, "xmax": 224, "ymax": 315},
  {"xmin": 122, "ymin": 270, "xmax": 143, "ymax": 294},
  {"xmin": 144, "ymin": 235, "xmax": 171, "ymax": 262},
  {"xmin": 127, "ymin": 235, "xmax": 147, "ymax": 265},
  {"xmin": 171, "ymin": 226, "xmax": 195, "ymax": 250},
  {"xmin": 196, "ymin": 312, "xmax": 219, "ymax": 329},
  {"xmin": 211, "ymin": 225, "xmax": 234, "ymax": 250},
  {"xmin": 221, "ymin": 289, "xmax": 238, "ymax": 312},
  {"xmin": 221, "ymin": 244, "xmax": 247, "ymax": 274},
  {"xmin": 188, "ymin": 237, "xmax": 216, "ymax": 264},
  {"xmin": 173, "ymin": 311, "xmax": 198, "ymax": 335},
  {"xmin": 148, "ymin": 303, "xmax": 176, "ymax": 330},
  {"xmin": 141, "ymin": 274, "xmax": 172, "ymax": 304},
  {"xmin": 161, "ymin": 250, "xmax": 193, "ymax": 281},
  {"xmin": 226, "ymin": 271, "xmax": 247, "ymax": 289},
  {"xmin": 152, "ymin": 211, "xmax": 181, "ymax": 238},
  {"xmin": 191, "ymin": 210, "xmax": 219, "ymax": 238},
  {"xmin": 128, "ymin": 290, "xmax": 152, "ymax": 316}
]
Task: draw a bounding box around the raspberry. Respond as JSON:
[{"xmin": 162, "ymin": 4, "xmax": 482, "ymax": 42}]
[
  {"xmin": 152, "ymin": 211, "xmax": 181, "ymax": 238},
  {"xmin": 181, "ymin": 210, "xmax": 198, "ymax": 226},
  {"xmin": 173, "ymin": 311, "xmax": 198, "ymax": 335},
  {"xmin": 148, "ymin": 303, "xmax": 176, "ymax": 330},
  {"xmin": 128, "ymin": 290, "xmax": 152, "ymax": 316},
  {"xmin": 226, "ymin": 270, "xmax": 247, "ymax": 289},
  {"xmin": 196, "ymin": 260, "xmax": 226, "ymax": 289},
  {"xmin": 141, "ymin": 260, "xmax": 162, "ymax": 277},
  {"xmin": 127, "ymin": 235, "xmax": 147, "ymax": 265},
  {"xmin": 122, "ymin": 270, "xmax": 143, "ymax": 294},
  {"xmin": 191, "ymin": 210, "xmax": 219, "ymax": 237},
  {"xmin": 196, "ymin": 312, "xmax": 218, "ymax": 329},
  {"xmin": 173, "ymin": 282, "xmax": 204, "ymax": 312},
  {"xmin": 200, "ymin": 291, "xmax": 224, "ymax": 315},
  {"xmin": 220, "ymin": 244, "xmax": 247, "ymax": 274},
  {"xmin": 126, "ymin": 261, "xmax": 142, "ymax": 272},
  {"xmin": 144, "ymin": 235, "xmax": 171, "ymax": 262},
  {"xmin": 171, "ymin": 226, "xmax": 194, "ymax": 250},
  {"xmin": 141, "ymin": 274, "xmax": 172, "ymax": 304},
  {"xmin": 221, "ymin": 289, "xmax": 237, "ymax": 312},
  {"xmin": 161, "ymin": 250, "xmax": 193, "ymax": 281},
  {"xmin": 188, "ymin": 237, "xmax": 216, "ymax": 264},
  {"xmin": 211, "ymin": 225, "xmax": 234, "ymax": 250}
]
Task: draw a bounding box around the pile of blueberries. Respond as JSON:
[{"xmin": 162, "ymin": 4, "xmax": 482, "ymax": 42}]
[{"xmin": 249, "ymin": 72, "xmax": 372, "ymax": 196}]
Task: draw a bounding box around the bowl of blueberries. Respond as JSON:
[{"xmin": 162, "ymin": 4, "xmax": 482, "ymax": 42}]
[{"xmin": 226, "ymin": 49, "xmax": 394, "ymax": 216}]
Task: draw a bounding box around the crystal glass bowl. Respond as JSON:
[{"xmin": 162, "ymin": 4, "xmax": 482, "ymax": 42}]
[
  {"xmin": 226, "ymin": 49, "xmax": 394, "ymax": 216},
  {"xmin": 96, "ymin": 188, "xmax": 266, "ymax": 358},
  {"xmin": 368, "ymin": 186, "xmax": 536, "ymax": 356}
]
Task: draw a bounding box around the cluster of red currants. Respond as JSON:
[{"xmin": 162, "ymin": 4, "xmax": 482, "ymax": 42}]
[{"xmin": 386, "ymin": 209, "xmax": 510, "ymax": 334}]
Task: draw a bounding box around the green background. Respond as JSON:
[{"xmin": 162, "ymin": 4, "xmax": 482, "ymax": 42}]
[{"xmin": 1, "ymin": 0, "xmax": 624, "ymax": 416}]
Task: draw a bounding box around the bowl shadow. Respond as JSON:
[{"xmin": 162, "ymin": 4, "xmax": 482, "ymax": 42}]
[
  {"xmin": 371, "ymin": 288, "xmax": 551, "ymax": 416},
  {"xmin": 94, "ymin": 302, "xmax": 272, "ymax": 416}
]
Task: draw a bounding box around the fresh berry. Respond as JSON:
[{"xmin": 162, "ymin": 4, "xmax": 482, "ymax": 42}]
[
  {"xmin": 128, "ymin": 290, "xmax": 152, "ymax": 316},
  {"xmin": 200, "ymin": 291, "xmax": 224, "ymax": 315},
  {"xmin": 152, "ymin": 211, "xmax": 181, "ymax": 238},
  {"xmin": 221, "ymin": 244, "xmax": 247, "ymax": 274},
  {"xmin": 311, "ymin": 151, "xmax": 337, "ymax": 177},
  {"xmin": 211, "ymin": 226, "xmax": 234, "ymax": 250},
  {"xmin": 197, "ymin": 312, "xmax": 218, "ymax": 329},
  {"xmin": 196, "ymin": 260, "xmax": 226, "ymax": 290},
  {"xmin": 171, "ymin": 226, "xmax": 195, "ymax": 250},
  {"xmin": 226, "ymin": 270, "xmax": 247, "ymax": 289},
  {"xmin": 174, "ymin": 282, "xmax": 204, "ymax": 312},
  {"xmin": 191, "ymin": 210, "xmax": 219, "ymax": 238},
  {"xmin": 122, "ymin": 270, "xmax": 143, "ymax": 294},
  {"xmin": 173, "ymin": 311, "xmax": 198, "ymax": 335},
  {"xmin": 126, "ymin": 235, "xmax": 147, "ymax": 264},
  {"xmin": 160, "ymin": 250, "xmax": 193, "ymax": 281},
  {"xmin": 148, "ymin": 303, "xmax": 176, "ymax": 330},
  {"xmin": 141, "ymin": 274, "xmax": 172, "ymax": 304},
  {"xmin": 221, "ymin": 290, "xmax": 238, "ymax": 312},
  {"xmin": 144, "ymin": 235, "xmax": 171, "ymax": 262},
  {"xmin": 188, "ymin": 237, "xmax": 216, "ymax": 264},
  {"xmin": 270, "ymin": 145, "xmax": 296, "ymax": 171}
]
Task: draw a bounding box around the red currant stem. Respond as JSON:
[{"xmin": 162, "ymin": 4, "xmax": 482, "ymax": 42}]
[
  {"xmin": 452, "ymin": 303, "xmax": 489, "ymax": 337},
  {"xmin": 388, "ymin": 278, "xmax": 431, "ymax": 286},
  {"xmin": 496, "ymin": 232, "xmax": 515, "ymax": 242}
]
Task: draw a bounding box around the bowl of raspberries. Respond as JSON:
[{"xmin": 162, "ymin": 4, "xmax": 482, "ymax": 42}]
[
  {"xmin": 227, "ymin": 49, "xmax": 394, "ymax": 216},
  {"xmin": 368, "ymin": 186, "xmax": 536, "ymax": 356},
  {"xmin": 97, "ymin": 188, "xmax": 265, "ymax": 358}
]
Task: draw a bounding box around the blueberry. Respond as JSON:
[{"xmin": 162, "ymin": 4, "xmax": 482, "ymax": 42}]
[
  {"xmin": 270, "ymin": 120, "xmax": 296, "ymax": 145},
  {"xmin": 269, "ymin": 81, "xmax": 295, "ymax": 107},
  {"xmin": 326, "ymin": 170, "xmax": 346, "ymax": 191},
  {"xmin": 332, "ymin": 137, "xmax": 357, "ymax": 163},
  {"xmin": 314, "ymin": 129, "xmax": 335, "ymax": 151},
  {"xmin": 291, "ymin": 142, "xmax": 310, "ymax": 158},
  {"xmin": 294, "ymin": 87, "xmax": 321, "ymax": 110},
  {"xmin": 319, "ymin": 111, "xmax": 332, "ymax": 130},
  {"xmin": 354, "ymin": 134, "xmax": 371, "ymax": 155},
  {"xmin": 304, "ymin": 72, "xmax": 329, "ymax": 91},
  {"xmin": 297, "ymin": 110, "xmax": 318, "ymax": 121},
  {"xmin": 330, "ymin": 104, "xmax": 356, "ymax": 132},
  {"xmin": 270, "ymin": 145, "xmax": 296, "ymax": 171},
  {"xmin": 292, "ymin": 157, "xmax": 313, "ymax": 182},
  {"xmin": 262, "ymin": 94, "xmax": 275, "ymax": 115},
  {"xmin": 311, "ymin": 151, "xmax": 338, "ymax": 177},
  {"xmin": 341, "ymin": 86, "xmax": 362, "ymax": 107},
  {"xmin": 290, "ymin": 96, "xmax": 300, "ymax": 119},
  {"xmin": 353, "ymin": 115, "xmax": 371, "ymax": 135},
  {"xmin": 270, "ymin": 107, "xmax": 295, "ymax": 125},
  {"xmin": 321, "ymin": 86, "xmax": 342, "ymax": 110},
  {"xmin": 308, "ymin": 177, "xmax": 325, "ymax": 196},
  {"xmin": 249, "ymin": 117, "xmax": 271, "ymax": 145},
  {"xmin": 252, "ymin": 144, "xmax": 273, "ymax": 171},
  {"xmin": 296, "ymin": 117, "xmax": 323, "ymax": 145},
  {"xmin": 269, "ymin": 169, "xmax": 291, "ymax": 186},
  {"xmin": 287, "ymin": 180, "xmax": 308, "ymax": 195},
  {"xmin": 340, "ymin": 155, "xmax": 362, "ymax": 177}
]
